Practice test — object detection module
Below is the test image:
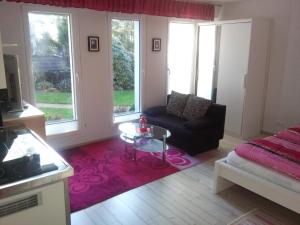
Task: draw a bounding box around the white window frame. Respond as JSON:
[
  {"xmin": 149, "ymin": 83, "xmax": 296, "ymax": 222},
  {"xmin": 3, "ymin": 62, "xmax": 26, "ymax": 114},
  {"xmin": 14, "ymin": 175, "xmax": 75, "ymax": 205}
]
[
  {"xmin": 108, "ymin": 13, "xmax": 145, "ymax": 122},
  {"xmin": 22, "ymin": 5, "xmax": 82, "ymax": 136}
]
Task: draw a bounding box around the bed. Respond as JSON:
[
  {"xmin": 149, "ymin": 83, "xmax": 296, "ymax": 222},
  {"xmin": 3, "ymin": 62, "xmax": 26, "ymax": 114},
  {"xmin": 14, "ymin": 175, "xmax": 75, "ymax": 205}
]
[{"xmin": 213, "ymin": 125, "xmax": 300, "ymax": 214}]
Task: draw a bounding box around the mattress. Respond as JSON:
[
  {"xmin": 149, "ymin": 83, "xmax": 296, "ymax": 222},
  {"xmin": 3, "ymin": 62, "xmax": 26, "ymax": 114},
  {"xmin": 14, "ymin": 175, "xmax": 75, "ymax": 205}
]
[{"xmin": 227, "ymin": 151, "xmax": 300, "ymax": 193}]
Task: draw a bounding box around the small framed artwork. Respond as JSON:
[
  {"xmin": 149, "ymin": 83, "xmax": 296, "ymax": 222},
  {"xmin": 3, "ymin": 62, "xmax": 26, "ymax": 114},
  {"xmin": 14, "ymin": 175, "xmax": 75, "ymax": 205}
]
[
  {"xmin": 152, "ymin": 38, "xmax": 161, "ymax": 52},
  {"xmin": 88, "ymin": 36, "xmax": 100, "ymax": 52}
]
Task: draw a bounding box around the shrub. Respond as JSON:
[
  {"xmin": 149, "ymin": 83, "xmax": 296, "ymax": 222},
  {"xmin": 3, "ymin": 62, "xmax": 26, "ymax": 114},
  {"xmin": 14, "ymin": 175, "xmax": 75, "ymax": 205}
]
[
  {"xmin": 44, "ymin": 70, "xmax": 71, "ymax": 87},
  {"xmin": 35, "ymin": 81, "xmax": 54, "ymax": 91},
  {"xmin": 112, "ymin": 38, "xmax": 134, "ymax": 90},
  {"xmin": 57, "ymin": 78, "xmax": 72, "ymax": 92}
]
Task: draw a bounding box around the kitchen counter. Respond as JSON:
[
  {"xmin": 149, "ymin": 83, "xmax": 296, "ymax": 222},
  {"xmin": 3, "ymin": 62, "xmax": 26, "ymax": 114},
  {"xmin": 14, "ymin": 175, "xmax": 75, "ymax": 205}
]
[
  {"xmin": 2, "ymin": 103, "xmax": 46, "ymax": 140},
  {"xmin": 0, "ymin": 126, "xmax": 74, "ymax": 225}
]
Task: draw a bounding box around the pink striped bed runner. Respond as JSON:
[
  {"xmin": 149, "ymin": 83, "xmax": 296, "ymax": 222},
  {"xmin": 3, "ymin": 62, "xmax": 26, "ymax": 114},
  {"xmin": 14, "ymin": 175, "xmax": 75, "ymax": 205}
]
[{"xmin": 234, "ymin": 124, "xmax": 300, "ymax": 180}]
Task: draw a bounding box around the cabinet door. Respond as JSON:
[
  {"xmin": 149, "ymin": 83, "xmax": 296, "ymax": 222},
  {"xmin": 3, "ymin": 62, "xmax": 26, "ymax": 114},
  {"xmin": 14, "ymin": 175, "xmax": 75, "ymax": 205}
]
[{"xmin": 216, "ymin": 22, "xmax": 251, "ymax": 136}]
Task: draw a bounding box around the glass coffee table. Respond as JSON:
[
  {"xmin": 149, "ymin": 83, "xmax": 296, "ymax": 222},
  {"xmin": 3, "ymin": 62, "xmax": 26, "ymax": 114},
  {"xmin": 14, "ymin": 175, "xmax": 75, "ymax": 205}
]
[{"xmin": 118, "ymin": 122, "xmax": 171, "ymax": 162}]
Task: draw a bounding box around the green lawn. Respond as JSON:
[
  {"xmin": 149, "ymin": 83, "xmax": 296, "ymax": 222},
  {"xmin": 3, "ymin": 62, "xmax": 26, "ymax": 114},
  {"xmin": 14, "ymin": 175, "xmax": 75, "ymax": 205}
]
[
  {"xmin": 36, "ymin": 92, "xmax": 72, "ymax": 104},
  {"xmin": 114, "ymin": 90, "xmax": 134, "ymax": 106},
  {"xmin": 37, "ymin": 90, "xmax": 134, "ymax": 121},
  {"xmin": 39, "ymin": 108, "xmax": 73, "ymax": 121},
  {"xmin": 36, "ymin": 90, "xmax": 134, "ymax": 106}
]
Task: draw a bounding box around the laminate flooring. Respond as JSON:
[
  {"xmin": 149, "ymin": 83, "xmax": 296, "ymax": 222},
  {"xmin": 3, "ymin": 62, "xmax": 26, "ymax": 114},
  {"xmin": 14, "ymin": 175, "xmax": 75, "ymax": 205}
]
[{"xmin": 71, "ymin": 135, "xmax": 300, "ymax": 225}]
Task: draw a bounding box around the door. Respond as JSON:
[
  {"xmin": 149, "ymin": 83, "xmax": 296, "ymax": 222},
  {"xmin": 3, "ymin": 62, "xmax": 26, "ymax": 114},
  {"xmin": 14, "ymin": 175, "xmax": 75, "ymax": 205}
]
[{"xmin": 216, "ymin": 22, "xmax": 251, "ymax": 135}]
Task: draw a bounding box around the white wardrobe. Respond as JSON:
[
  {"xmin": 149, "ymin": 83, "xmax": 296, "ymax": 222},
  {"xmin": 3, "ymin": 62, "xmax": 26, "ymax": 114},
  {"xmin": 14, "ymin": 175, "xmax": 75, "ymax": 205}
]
[{"xmin": 199, "ymin": 18, "xmax": 270, "ymax": 139}]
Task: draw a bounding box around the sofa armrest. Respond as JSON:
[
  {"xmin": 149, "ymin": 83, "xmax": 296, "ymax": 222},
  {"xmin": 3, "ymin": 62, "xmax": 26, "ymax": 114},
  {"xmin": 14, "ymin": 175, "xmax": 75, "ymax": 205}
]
[
  {"xmin": 206, "ymin": 104, "xmax": 226, "ymax": 124},
  {"xmin": 184, "ymin": 117, "xmax": 219, "ymax": 131},
  {"xmin": 143, "ymin": 106, "xmax": 166, "ymax": 116}
]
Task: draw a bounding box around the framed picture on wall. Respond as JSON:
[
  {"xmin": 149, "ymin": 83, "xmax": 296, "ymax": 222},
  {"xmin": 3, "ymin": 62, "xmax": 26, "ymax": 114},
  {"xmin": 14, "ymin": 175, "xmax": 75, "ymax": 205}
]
[
  {"xmin": 88, "ymin": 36, "xmax": 100, "ymax": 52},
  {"xmin": 152, "ymin": 38, "xmax": 161, "ymax": 52}
]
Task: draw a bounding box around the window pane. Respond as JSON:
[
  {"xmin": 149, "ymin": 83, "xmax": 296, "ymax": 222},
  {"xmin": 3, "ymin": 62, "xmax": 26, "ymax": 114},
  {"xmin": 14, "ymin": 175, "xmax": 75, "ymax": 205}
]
[
  {"xmin": 112, "ymin": 19, "xmax": 140, "ymax": 117},
  {"xmin": 197, "ymin": 25, "xmax": 216, "ymax": 100},
  {"xmin": 28, "ymin": 13, "xmax": 76, "ymax": 124},
  {"xmin": 168, "ymin": 22, "xmax": 195, "ymax": 94}
]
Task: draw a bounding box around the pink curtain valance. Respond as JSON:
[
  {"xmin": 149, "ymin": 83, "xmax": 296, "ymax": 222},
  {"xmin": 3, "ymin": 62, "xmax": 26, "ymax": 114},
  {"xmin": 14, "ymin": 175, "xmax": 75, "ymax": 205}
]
[{"xmin": 7, "ymin": 0, "xmax": 214, "ymax": 20}]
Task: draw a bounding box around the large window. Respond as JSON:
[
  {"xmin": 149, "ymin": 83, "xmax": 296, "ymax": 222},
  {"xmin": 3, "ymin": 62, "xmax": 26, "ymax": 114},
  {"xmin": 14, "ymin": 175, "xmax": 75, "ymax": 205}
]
[
  {"xmin": 167, "ymin": 22, "xmax": 218, "ymax": 100},
  {"xmin": 28, "ymin": 12, "xmax": 76, "ymax": 124},
  {"xmin": 196, "ymin": 25, "xmax": 216, "ymax": 100},
  {"xmin": 168, "ymin": 22, "xmax": 196, "ymax": 94},
  {"xmin": 111, "ymin": 18, "xmax": 140, "ymax": 117}
]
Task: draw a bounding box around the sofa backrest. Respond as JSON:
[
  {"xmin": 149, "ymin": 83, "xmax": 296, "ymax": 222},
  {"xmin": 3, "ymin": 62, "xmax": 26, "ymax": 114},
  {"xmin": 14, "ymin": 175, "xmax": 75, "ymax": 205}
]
[{"xmin": 166, "ymin": 93, "xmax": 226, "ymax": 131}]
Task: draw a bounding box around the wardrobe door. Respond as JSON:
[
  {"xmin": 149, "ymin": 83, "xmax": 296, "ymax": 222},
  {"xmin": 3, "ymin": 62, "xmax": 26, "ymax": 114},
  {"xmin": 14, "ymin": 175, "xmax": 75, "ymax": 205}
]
[{"xmin": 216, "ymin": 22, "xmax": 251, "ymax": 136}]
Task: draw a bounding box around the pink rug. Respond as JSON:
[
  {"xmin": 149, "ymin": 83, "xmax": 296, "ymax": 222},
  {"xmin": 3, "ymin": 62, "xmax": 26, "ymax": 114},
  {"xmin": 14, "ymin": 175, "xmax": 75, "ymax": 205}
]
[{"xmin": 61, "ymin": 138, "xmax": 199, "ymax": 212}]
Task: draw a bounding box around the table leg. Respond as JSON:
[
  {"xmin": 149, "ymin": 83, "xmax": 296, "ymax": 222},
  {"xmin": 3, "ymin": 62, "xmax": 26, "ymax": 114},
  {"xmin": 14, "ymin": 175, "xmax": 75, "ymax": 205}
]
[
  {"xmin": 162, "ymin": 134, "xmax": 167, "ymax": 163},
  {"xmin": 133, "ymin": 137, "xmax": 137, "ymax": 162}
]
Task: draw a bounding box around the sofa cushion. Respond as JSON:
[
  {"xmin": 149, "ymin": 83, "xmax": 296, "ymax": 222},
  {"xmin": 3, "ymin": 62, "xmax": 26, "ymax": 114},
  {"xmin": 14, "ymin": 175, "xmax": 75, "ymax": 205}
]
[
  {"xmin": 166, "ymin": 91, "xmax": 189, "ymax": 118},
  {"xmin": 183, "ymin": 95, "xmax": 211, "ymax": 120}
]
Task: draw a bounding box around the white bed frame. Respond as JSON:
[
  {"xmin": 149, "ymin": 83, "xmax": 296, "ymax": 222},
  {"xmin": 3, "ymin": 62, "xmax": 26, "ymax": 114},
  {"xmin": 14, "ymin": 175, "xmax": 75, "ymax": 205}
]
[{"xmin": 214, "ymin": 158, "xmax": 300, "ymax": 214}]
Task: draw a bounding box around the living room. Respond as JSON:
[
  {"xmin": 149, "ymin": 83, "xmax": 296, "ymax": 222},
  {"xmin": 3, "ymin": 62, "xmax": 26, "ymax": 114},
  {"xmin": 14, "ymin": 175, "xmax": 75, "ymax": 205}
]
[{"xmin": 0, "ymin": 0, "xmax": 300, "ymax": 225}]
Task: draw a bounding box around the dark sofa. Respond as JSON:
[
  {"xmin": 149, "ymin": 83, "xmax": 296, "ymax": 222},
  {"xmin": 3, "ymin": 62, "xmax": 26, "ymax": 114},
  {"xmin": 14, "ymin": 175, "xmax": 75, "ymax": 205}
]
[{"xmin": 143, "ymin": 96, "xmax": 226, "ymax": 155}]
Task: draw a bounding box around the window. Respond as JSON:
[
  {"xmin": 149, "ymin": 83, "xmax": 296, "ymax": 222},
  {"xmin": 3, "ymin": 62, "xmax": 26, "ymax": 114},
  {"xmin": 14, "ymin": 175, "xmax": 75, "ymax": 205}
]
[
  {"xmin": 111, "ymin": 18, "xmax": 140, "ymax": 117},
  {"xmin": 167, "ymin": 21, "xmax": 218, "ymax": 100},
  {"xmin": 168, "ymin": 22, "xmax": 196, "ymax": 94},
  {"xmin": 28, "ymin": 12, "xmax": 77, "ymax": 125},
  {"xmin": 196, "ymin": 25, "xmax": 216, "ymax": 100}
]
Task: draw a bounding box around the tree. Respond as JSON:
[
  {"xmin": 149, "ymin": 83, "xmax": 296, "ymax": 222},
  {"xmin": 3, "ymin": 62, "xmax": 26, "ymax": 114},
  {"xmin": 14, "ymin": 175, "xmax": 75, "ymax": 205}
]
[
  {"xmin": 30, "ymin": 15, "xmax": 69, "ymax": 60},
  {"xmin": 32, "ymin": 32, "xmax": 60, "ymax": 56},
  {"xmin": 112, "ymin": 38, "xmax": 134, "ymax": 90},
  {"xmin": 56, "ymin": 16, "xmax": 70, "ymax": 68},
  {"xmin": 112, "ymin": 20, "xmax": 134, "ymax": 52},
  {"xmin": 112, "ymin": 20, "xmax": 135, "ymax": 90}
]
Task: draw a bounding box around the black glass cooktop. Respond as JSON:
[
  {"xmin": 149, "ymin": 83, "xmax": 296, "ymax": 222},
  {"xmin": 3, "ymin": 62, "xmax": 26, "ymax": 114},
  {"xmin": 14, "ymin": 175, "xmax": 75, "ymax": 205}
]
[{"xmin": 0, "ymin": 127, "xmax": 66, "ymax": 185}]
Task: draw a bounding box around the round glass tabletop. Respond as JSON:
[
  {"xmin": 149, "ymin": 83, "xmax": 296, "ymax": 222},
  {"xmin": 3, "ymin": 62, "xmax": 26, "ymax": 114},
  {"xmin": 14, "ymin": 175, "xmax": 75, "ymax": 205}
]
[{"xmin": 118, "ymin": 122, "xmax": 171, "ymax": 140}]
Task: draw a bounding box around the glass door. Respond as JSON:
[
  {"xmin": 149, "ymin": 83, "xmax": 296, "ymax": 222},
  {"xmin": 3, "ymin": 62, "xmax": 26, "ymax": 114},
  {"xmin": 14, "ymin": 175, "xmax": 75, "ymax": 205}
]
[
  {"xmin": 111, "ymin": 19, "xmax": 140, "ymax": 117},
  {"xmin": 28, "ymin": 12, "xmax": 77, "ymax": 124}
]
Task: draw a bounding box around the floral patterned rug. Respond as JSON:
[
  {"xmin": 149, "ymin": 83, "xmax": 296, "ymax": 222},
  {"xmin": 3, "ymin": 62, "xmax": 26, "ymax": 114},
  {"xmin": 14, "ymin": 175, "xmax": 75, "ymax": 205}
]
[{"xmin": 61, "ymin": 138, "xmax": 199, "ymax": 212}]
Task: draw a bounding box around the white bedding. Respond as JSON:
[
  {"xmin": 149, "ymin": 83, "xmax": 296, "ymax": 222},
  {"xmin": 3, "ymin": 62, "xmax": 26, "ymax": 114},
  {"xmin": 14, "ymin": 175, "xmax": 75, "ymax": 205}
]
[{"xmin": 226, "ymin": 151, "xmax": 300, "ymax": 193}]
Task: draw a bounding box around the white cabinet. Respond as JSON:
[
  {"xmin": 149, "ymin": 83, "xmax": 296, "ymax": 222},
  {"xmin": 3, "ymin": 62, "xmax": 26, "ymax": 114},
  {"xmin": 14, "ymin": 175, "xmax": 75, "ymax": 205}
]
[
  {"xmin": 0, "ymin": 32, "xmax": 6, "ymax": 89},
  {"xmin": 217, "ymin": 22, "xmax": 251, "ymax": 136},
  {"xmin": 199, "ymin": 18, "xmax": 270, "ymax": 139},
  {"xmin": 218, "ymin": 18, "xmax": 270, "ymax": 139}
]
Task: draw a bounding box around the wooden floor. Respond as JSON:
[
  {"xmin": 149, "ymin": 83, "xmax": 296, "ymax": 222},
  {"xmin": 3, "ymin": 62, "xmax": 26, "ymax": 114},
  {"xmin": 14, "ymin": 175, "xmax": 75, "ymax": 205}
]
[{"xmin": 71, "ymin": 135, "xmax": 300, "ymax": 225}]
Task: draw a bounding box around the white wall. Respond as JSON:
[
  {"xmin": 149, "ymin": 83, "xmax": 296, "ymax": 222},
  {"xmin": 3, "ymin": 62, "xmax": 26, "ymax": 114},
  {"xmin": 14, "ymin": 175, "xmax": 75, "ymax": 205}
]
[
  {"xmin": 0, "ymin": 2, "xmax": 169, "ymax": 149},
  {"xmin": 278, "ymin": 0, "xmax": 300, "ymax": 128},
  {"xmin": 220, "ymin": 0, "xmax": 300, "ymax": 133}
]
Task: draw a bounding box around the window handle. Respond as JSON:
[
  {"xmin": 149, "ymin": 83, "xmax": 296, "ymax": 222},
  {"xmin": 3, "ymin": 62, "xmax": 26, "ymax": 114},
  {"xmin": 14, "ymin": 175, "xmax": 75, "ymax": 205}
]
[{"xmin": 75, "ymin": 73, "xmax": 80, "ymax": 83}]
